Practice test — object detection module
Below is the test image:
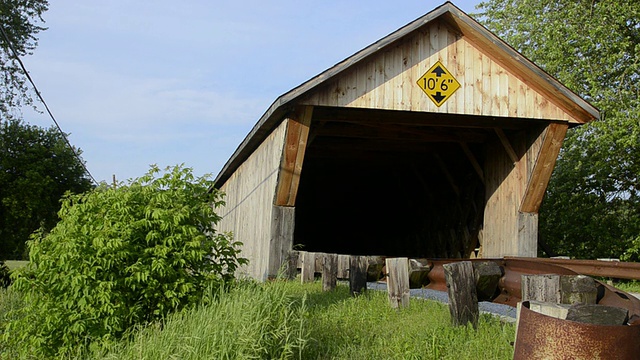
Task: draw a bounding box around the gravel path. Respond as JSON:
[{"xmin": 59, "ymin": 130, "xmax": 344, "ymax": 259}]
[{"xmin": 367, "ymin": 282, "xmax": 517, "ymax": 323}]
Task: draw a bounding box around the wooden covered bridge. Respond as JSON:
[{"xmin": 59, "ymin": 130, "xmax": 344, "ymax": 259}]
[{"xmin": 212, "ymin": 2, "xmax": 599, "ymax": 280}]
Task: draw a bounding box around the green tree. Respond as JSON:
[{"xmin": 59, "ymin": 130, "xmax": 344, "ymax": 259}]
[
  {"xmin": 478, "ymin": 0, "xmax": 640, "ymax": 259},
  {"xmin": 0, "ymin": 119, "xmax": 92, "ymax": 259},
  {"xmin": 0, "ymin": 0, "xmax": 48, "ymax": 118},
  {"xmin": 5, "ymin": 165, "xmax": 246, "ymax": 358}
]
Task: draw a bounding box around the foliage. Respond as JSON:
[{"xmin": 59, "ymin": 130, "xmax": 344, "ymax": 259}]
[
  {"xmin": 94, "ymin": 281, "xmax": 308, "ymax": 360},
  {"xmin": 0, "ymin": 286, "xmax": 25, "ymax": 359},
  {"xmin": 0, "ymin": 118, "xmax": 92, "ymax": 259},
  {"xmin": 0, "ymin": 0, "xmax": 49, "ymax": 118},
  {"xmin": 4, "ymin": 165, "xmax": 247, "ymax": 358},
  {"xmin": 0, "ymin": 261, "xmax": 9, "ymax": 288},
  {"xmin": 478, "ymin": 0, "xmax": 640, "ymax": 259},
  {"xmin": 96, "ymin": 282, "xmax": 513, "ymax": 360}
]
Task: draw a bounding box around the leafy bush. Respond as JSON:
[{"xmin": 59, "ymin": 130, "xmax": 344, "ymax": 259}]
[{"xmin": 4, "ymin": 165, "xmax": 246, "ymax": 358}]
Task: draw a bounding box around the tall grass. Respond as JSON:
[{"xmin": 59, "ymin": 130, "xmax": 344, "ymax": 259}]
[
  {"xmin": 93, "ymin": 281, "xmax": 308, "ymax": 360},
  {"xmin": 284, "ymin": 282, "xmax": 515, "ymax": 360},
  {"xmin": 0, "ymin": 286, "xmax": 26, "ymax": 359},
  {"xmin": 2, "ymin": 280, "xmax": 515, "ymax": 359}
]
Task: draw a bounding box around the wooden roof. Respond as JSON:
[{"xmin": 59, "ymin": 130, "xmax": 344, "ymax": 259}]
[{"xmin": 214, "ymin": 1, "xmax": 599, "ymax": 187}]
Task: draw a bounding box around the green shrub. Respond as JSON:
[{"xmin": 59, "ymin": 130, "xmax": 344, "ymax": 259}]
[{"xmin": 4, "ymin": 164, "xmax": 246, "ymax": 358}]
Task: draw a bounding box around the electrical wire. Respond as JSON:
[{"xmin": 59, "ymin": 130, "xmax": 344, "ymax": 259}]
[{"xmin": 0, "ymin": 22, "xmax": 99, "ymax": 185}]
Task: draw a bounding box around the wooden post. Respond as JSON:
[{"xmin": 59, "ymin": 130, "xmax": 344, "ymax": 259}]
[
  {"xmin": 301, "ymin": 251, "xmax": 315, "ymax": 283},
  {"xmin": 349, "ymin": 255, "xmax": 368, "ymax": 296},
  {"xmin": 322, "ymin": 253, "xmax": 338, "ymax": 291},
  {"xmin": 443, "ymin": 261, "xmax": 479, "ymax": 328},
  {"xmin": 286, "ymin": 250, "xmax": 299, "ymax": 280},
  {"xmin": 337, "ymin": 254, "xmax": 350, "ymax": 279},
  {"xmin": 386, "ymin": 257, "xmax": 410, "ymax": 308}
]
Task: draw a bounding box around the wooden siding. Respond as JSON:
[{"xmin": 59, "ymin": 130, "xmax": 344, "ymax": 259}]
[
  {"xmin": 216, "ymin": 121, "xmax": 288, "ymax": 280},
  {"xmin": 301, "ymin": 20, "xmax": 578, "ymax": 123},
  {"xmin": 482, "ymin": 125, "xmax": 558, "ymax": 257}
]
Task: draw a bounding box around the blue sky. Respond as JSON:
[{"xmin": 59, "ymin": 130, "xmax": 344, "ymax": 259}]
[{"xmin": 21, "ymin": 0, "xmax": 482, "ymax": 183}]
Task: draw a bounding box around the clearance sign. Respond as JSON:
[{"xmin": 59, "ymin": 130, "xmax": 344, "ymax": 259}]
[{"xmin": 417, "ymin": 61, "xmax": 460, "ymax": 107}]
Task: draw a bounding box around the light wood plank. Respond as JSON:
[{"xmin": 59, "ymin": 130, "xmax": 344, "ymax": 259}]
[
  {"xmin": 520, "ymin": 123, "xmax": 568, "ymax": 213},
  {"xmin": 275, "ymin": 106, "xmax": 313, "ymax": 206}
]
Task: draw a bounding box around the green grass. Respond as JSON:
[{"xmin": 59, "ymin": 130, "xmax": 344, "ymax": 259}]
[
  {"xmin": 1, "ymin": 280, "xmax": 515, "ymax": 359},
  {"xmin": 612, "ymin": 280, "xmax": 640, "ymax": 294},
  {"xmin": 3, "ymin": 260, "xmax": 28, "ymax": 271}
]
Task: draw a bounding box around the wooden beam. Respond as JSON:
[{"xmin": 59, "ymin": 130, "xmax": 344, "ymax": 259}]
[
  {"xmin": 460, "ymin": 142, "xmax": 484, "ymax": 183},
  {"xmin": 520, "ymin": 123, "xmax": 568, "ymax": 213},
  {"xmin": 494, "ymin": 128, "xmax": 519, "ymax": 163},
  {"xmin": 275, "ymin": 106, "xmax": 313, "ymax": 206}
]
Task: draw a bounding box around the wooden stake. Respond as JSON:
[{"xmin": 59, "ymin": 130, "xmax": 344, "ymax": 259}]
[
  {"xmin": 286, "ymin": 250, "xmax": 299, "ymax": 280},
  {"xmin": 386, "ymin": 257, "xmax": 410, "ymax": 308},
  {"xmin": 349, "ymin": 255, "xmax": 368, "ymax": 296},
  {"xmin": 322, "ymin": 253, "xmax": 338, "ymax": 291},
  {"xmin": 443, "ymin": 261, "xmax": 479, "ymax": 328},
  {"xmin": 337, "ymin": 254, "xmax": 350, "ymax": 279},
  {"xmin": 301, "ymin": 251, "xmax": 315, "ymax": 283}
]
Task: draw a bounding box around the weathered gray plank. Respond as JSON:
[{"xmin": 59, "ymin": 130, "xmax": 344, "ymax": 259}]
[
  {"xmin": 322, "ymin": 253, "xmax": 338, "ymax": 291},
  {"xmin": 337, "ymin": 254, "xmax": 350, "ymax": 279},
  {"xmin": 301, "ymin": 251, "xmax": 316, "ymax": 283},
  {"xmin": 386, "ymin": 257, "xmax": 410, "ymax": 308}
]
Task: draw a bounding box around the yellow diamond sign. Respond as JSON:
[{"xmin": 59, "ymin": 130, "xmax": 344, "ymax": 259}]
[{"xmin": 417, "ymin": 61, "xmax": 460, "ymax": 107}]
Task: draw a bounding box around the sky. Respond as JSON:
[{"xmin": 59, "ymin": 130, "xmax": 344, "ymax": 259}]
[{"xmin": 20, "ymin": 0, "xmax": 482, "ymax": 184}]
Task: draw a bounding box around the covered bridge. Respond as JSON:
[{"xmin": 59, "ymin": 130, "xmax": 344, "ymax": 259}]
[{"xmin": 213, "ymin": 2, "xmax": 599, "ymax": 280}]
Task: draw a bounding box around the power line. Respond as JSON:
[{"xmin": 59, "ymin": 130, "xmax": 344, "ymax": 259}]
[{"xmin": 0, "ymin": 23, "xmax": 99, "ymax": 185}]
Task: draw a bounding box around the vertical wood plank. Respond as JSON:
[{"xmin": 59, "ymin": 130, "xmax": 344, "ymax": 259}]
[
  {"xmin": 349, "ymin": 255, "xmax": 368, "ymax": 296},
  {"xmin": 337, "ymin": 254, "xmax": 351, "ymax": 279},
  {"xmin": 268, "ymin": 205, "xmax": 295, "ymax": 278},
  {"xmin": 443, "ymin": 261, "xmax": 479, "ymax": 328},
  {"xmin": 301, "ymin": 251, "xmax": 316, "ymax": 283},
  {"xmin": 386, "ymin": 257, "xmax": 411, "ymax": 308},
  {"xmin": 322, "ymin": 253, "xmax": 338, "ymax": 291},
  {"xmin": 517, "ymin": 212, "xmax": 538, "ymax": 257}
]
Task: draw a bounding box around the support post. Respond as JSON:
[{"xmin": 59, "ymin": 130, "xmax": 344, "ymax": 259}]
[
  {"xmin": 286, "ymin": 250, "xmax": 299, "ymax": 280},
  {"xmin": 301, "ymin": 251, "xmax": 315, "ymax": 283},
  {"xmin": 443, "ymin": 261, "xmax": 479, "ymax": 328},
  {"xmin": 386, "ymin": 257, "xmax": 410, "ymax": 308},
  {"xmin": 337, "ymin": 254, "xmax": 350, "ymax": 279},
  {"xmin": 322, "ymin": 253, "xmax": 338, "ymax": 291},
  {"xmin": 349, "ymin": 255, "xmax": 368, "ymax": 296}
]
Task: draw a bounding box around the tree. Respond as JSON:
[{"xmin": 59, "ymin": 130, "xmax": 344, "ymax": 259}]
[
  {"xmin": 0, "ymin": 119, "xmax": 92, "ymax": 259},
  {"xmin": 0, "ymin": 0, "xmax": 49, "ymax": 119},
  {"xmin": 477, "ymin": 0, "xmax": 640, "ymax": 259},
  {"xmin": 5, "ymin": 165, "xmax": 246, "ymax": 358}
]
